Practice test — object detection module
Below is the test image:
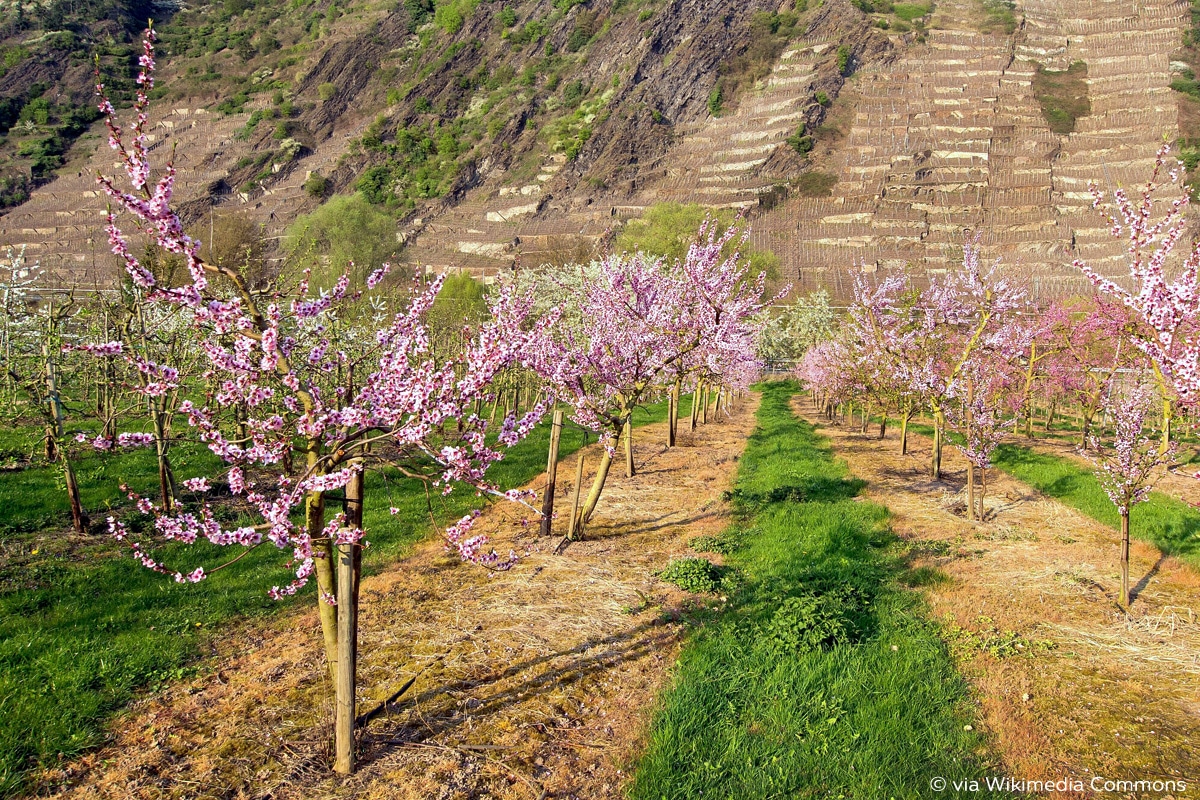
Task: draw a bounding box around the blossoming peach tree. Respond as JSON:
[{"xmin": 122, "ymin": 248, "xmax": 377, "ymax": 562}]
[
  {"xmin": 1070, "ymin": 143, "xmax": 1200, "ymax": 607},
  {"xmin": 527, "ymin": 221, "xmax": 771, "ymax": 536},
  {"xmin": 1084, "ymin": 378, "xmax": 1174, "ymax": 609},
  {"xmin": 92, "ymin": 28, "xmax": 554, "ymax": 774}
]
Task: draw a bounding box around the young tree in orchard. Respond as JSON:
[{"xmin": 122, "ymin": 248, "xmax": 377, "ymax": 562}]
[
  {"xmin": 1071, "ymin": 143, "xmax": 1200, "ymax": 446},
  {"xmin": 795, "ymin": 338, "xmax": 853, "ymax": 421},
  {"xmin": 844, "ymin": 262, "xmax": 1032, "ymax": 509},
  {"xmin": 1039, "ymin": 300, "xmax": 1131, "ymax": 448},
  {"xmin": 843, "ymin": 274, "xmax": 925, "ymax": 446},
  {"xmin": 0, "ymin": 246, "xmax": 42, "ymax": 411},
  {"xmin": 941, "ymin": 345, "xmax": 1029, "ymax": 521},
  {"xmin": 7, "ymin": 290, "xmax": 91, "ymax": 532},
  {"xmin": 530, "ymin": 221, "xmax": 770, "ymax": 535},
  {"xmin": 93, "ymin": 29, "xmax": 552, "ymax": 775},
  {"xmin": 916, "ymin": 240, "xmax": 1030, "ymax": 480},
  {"xmin": 1083, "ymin": 379, "xmax": 1174, "ymax": 609},
  {"xmin": 74, "ymin": 286, "xmax": 200, "ymax": 512}
]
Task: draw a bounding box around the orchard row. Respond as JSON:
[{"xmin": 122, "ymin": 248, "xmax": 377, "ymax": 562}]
[{"xmin": 797, "ymin": 147, "xmax": 1200, "ymax": 613}]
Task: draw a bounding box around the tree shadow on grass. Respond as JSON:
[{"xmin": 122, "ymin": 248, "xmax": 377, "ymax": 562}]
[{"xmin": 723, "ymin": 476, "xmax": 867, "ymax": 509}]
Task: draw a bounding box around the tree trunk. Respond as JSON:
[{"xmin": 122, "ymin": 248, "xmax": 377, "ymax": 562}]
[
  {"xmin": 689, "ymin": 381, "xmax": 701, "ymax": 432},
  {"xmin": 668, "ymin": 379, "xmax": 680, "ymax": 447},
  {"xmin": 1044, "ymin": 401, "xmax": 1055, "ymax": 432},
  {"xmin": 334, "ymin": 463, "xmax": 364, "ymax": 775},
  {"xmin": 306, "ymin": 445, "xmax": 337, "ymax": 687},
  {"xmin": 878, "ymin": 415, "xmax": 887, "ymax": 440},
  {"xmin": 153, "ymin": 410, "xmax": 175, "ymax": 513},
  {"xmin": 567, "ymin": 451, "xmax": 584, "ymax": 540},
  {"xmin": 540, "ymin": 410, "xmax": 563, "ymax": 536},
  {"xmin": 861, "ymin": 402, "xmax": 871, "ymax": 434},
  {"xmin": 1119, "ymin": 511, "xmax": 1131, "ymax": 609},
  {"xmin": 966, "ymin": 460, "xmax": 976, "ymax": 521},
  {"xmin": 578, "ymin": 445, "xmax": 615, "ymax": 530},
  {"xmin": 900, "ymin": 413, "xmax": 909, "ymax": 455},
  {"xmin": 311, "ymin": 493, "xmax": 338, "ymax": 685},
  {"xmin": 931, "ymin": 410, "xmax": 944, "ymax": 480},
  {"xmin": 979, "ymin": 467, "xmax": 987, "ymax": 521},
  {"xmin": 62, "ymin": 454, "xmax": 87, "ymax": 534},
  {"xmin": 1162, "ymin": 396, "xmax": 1173, "ymax": 454}
]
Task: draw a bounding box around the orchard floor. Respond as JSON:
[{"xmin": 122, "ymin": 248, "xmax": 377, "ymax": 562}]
[
  {"xmin": 1022, "ymin": 433, "xmax": 1200, "ymax": 509},
  {"xmin": 32, "ymin": 400, "xmax": 759, "ymax": 800},
  {"xmin": 801, "ymin": 400, "xmax": 1200, "ymax": 797}
]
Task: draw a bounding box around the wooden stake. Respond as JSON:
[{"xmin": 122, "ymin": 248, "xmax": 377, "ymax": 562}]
[
  {"xmin": 334, "ymin": 463, "xmax": 364, "ymax": 775},
  {"xmin": 623, "ymin": 418, "xmax": 635, "ymax": 478},
  {"xmin": 539, "ymin": 410, "xmax": 564, "ymax": 537},
  {"xmin": 566, "ymin": 452, "xmax": 584, "ymax": 540}
]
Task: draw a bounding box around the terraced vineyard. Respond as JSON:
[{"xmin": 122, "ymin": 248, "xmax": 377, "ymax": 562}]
[{"xmin": 755, "ymin": 0, "xmax": 1188, "ymax": 296}]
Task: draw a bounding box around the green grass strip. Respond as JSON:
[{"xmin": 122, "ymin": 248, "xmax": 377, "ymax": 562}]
[
  {"xmin": 0, "ymin": 395, "xmax": 688, "ymax": 797},
  {"xmin": 630, "ymin": 382, "xmax": 1010, "ymax": 800},
  {"xmin": 908, "ymin": 421, "xmax": 1200, "ymax": 570},
  {"xmin": 990, "ymin": 443, "xmax": 1200, "ymax": 569}
]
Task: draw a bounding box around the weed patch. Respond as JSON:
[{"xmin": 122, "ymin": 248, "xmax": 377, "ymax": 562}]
[
  {"xmin": 942, "ymin": 615, "xmax": 1057, "ymax": 660},
  {"xmin": 657, "ymin": 557, "xmax": 728, "ymax": 594},
  {"xmin": 1033, "ymin": 61, "xmax": 1090, "ymax": 134}
]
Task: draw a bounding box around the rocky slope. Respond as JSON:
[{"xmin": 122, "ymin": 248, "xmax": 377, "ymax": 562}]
[{"xmin": 0, "ymin": 0, "xmax": 1193, "ymax": 296}]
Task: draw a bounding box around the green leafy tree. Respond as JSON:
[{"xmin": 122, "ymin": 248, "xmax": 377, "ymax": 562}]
[
  {"xmin": 425, "ymin": 272, "xmax": 489, "ymax": 353},
  {"xmin": 616, "ymin": 203, "xmax": 780, "ymax": 283},
  {"xmin": 282, "ymin": 194, "xmax": 402, "ymax": 284},
  {"xmin": 757, "ymin": 290, "xmax": 838, "ymax": 365}
]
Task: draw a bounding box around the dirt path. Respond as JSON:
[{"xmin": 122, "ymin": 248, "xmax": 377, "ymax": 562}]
[
  {"xmin": 35, "ymin": 399, "xmax": 759, "ymax": 800},
  {"xmin": 800, "ymin": 400, "xmax": 1200, "ymax": 797}
]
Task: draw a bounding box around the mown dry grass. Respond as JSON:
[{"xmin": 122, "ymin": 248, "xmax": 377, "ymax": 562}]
[
  {"xmin": 800, "ymin": 399, "xmax": 1200, "ymax": 797},
  {"xmin": 33, "ymin": 399, "xmax": 760, "ymax": 800}
]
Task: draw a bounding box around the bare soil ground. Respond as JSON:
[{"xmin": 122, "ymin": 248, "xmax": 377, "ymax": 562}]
[
  {"xmin": 32, "ymin": 399, "xmax": 759, "ymax": 800},
  {"xmin": 801, "ymin": 401, "xmax": 1200, "ymax": 797}
]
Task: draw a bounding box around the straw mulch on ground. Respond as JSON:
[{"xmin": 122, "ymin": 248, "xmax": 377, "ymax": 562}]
[
  {"xmin": 36, "ymin": 399, "xmax": 759, "ymax": 800},
  {"xmin": 801, "ymin": 400, "xmax": 1200, "ymax": 797}
]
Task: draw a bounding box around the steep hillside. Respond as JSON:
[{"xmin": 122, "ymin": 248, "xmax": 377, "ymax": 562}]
[
  {"xmin": 0, "ymin": 0, "xmax": 898, "ymax": 286},
  {"xmin": 0, "ymin": 0, "xmax": 165, "ymax": 207},
  {"xmin": 753, "ymin": 0, "xmax": 1189, "ymax": 298},
  {"xmin": 0, "ymin": 0, "xmax": 1191, "ymax": 295}
]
